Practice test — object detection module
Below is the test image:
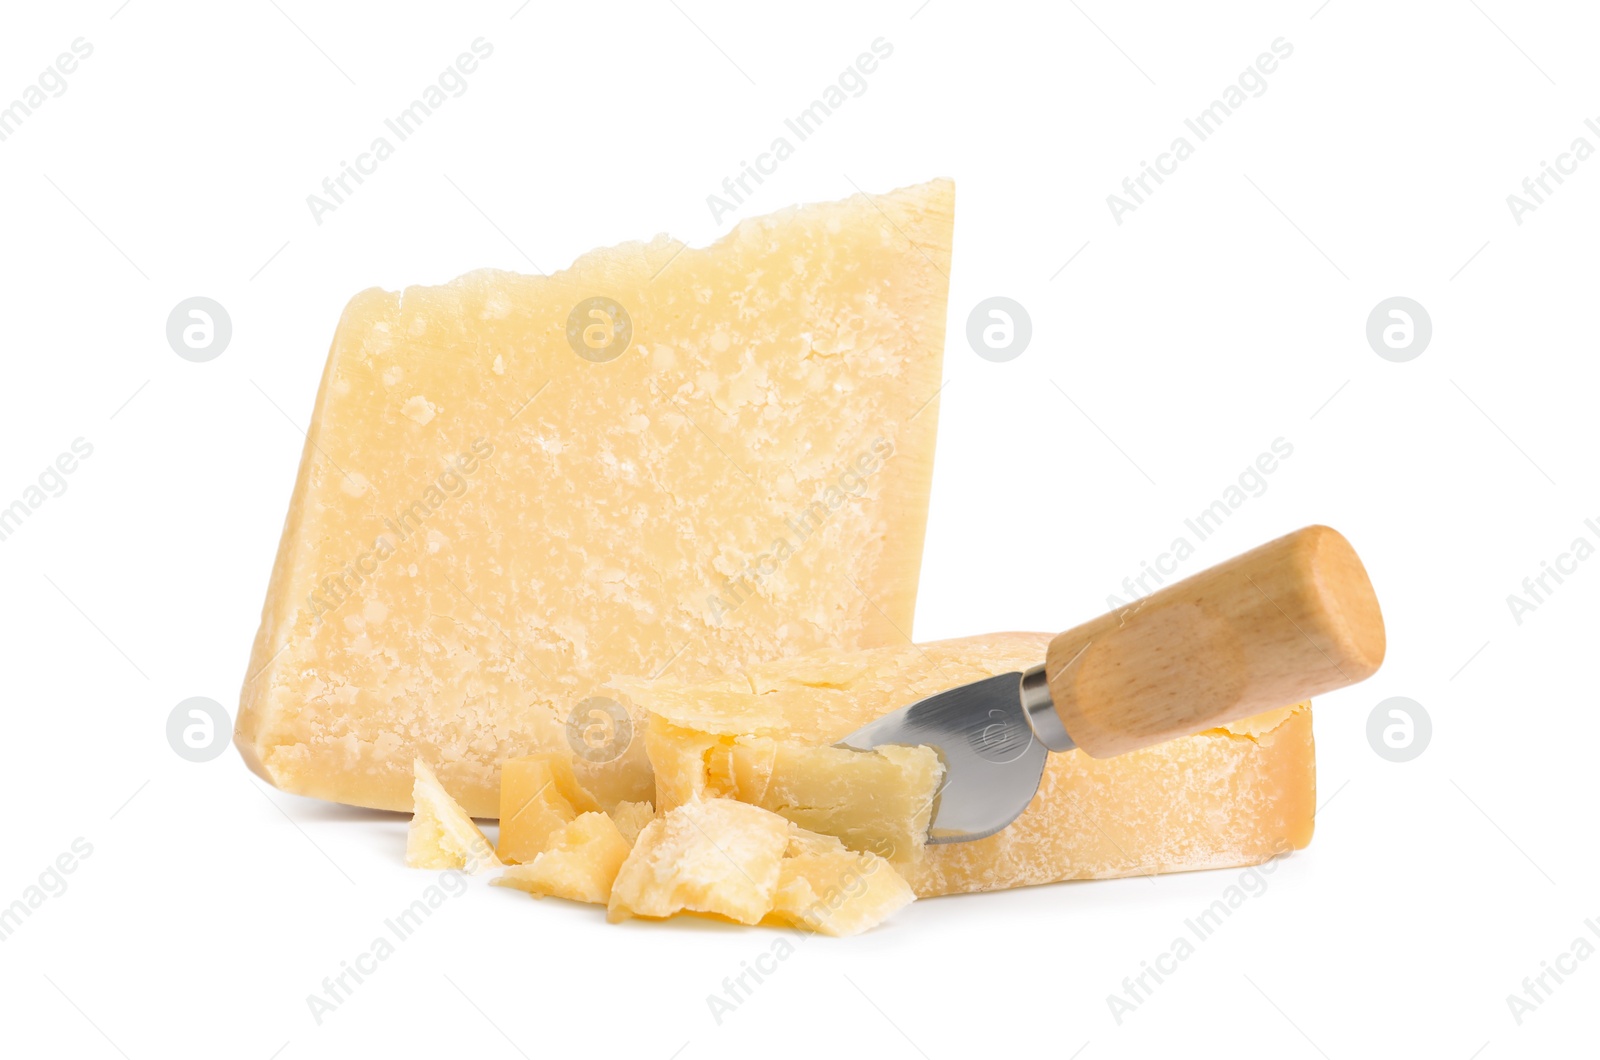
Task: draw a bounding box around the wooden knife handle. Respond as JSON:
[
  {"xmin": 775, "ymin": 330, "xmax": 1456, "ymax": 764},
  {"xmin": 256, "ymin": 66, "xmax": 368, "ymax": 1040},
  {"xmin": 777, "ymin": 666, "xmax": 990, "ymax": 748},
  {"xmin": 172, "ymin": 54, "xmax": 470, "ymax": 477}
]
[{"xmin": 1045, "ymin": 525, "xmax": 1385, "ymax": 758}]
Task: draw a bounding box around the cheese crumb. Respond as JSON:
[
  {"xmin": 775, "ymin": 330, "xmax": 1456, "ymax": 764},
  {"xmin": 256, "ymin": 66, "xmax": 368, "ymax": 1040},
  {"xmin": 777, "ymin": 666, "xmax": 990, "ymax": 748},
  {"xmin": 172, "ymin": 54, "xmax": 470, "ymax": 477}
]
[{"xmin": 406, "ymin": 758, "xmax": 499, "ymax": 873}]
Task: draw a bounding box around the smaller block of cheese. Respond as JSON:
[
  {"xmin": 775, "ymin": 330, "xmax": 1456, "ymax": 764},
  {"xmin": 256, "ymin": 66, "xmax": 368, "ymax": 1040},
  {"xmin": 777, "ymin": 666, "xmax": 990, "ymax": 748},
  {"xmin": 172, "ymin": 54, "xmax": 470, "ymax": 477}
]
[
  {"xmin": 496, "ymin": 754, "xmax": 602, "ymax": 864},
  {"xmin": 492, "ymin": 812, "xmax": 631, "ymax": 905},
  {"xmin": 710, "ymin": 738, "xmax": 943, "ymax": 863},
  {"xmin": 768, "ymin": 829, "xmax": 915, "ymax": 937},
  {"xmin": 620, "ymin": 633, "xmax": 1316, "ymax": 898},
  {"xmin": 608, "ymin": 800, "xmax": 788, "ymax": 925},
  {"xmin": 406, "ymin": 759, "xmax": 499, "ymax": 873},
  {"xmin": 609, "ymin": 800, "xmax": 655, "ymax": 847}
]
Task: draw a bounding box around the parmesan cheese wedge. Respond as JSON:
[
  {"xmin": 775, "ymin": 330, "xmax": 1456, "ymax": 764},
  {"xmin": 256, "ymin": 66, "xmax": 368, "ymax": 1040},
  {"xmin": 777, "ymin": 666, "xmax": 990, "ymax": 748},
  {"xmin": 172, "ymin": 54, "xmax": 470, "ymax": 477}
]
[
  {"xmin": 236, "ymin": 180, "xmax": 955, "ymax": 816},
  {"xmin": 618, "ymin": 633, "xmax": 1316, "ymax": 897},
  {"xmin": 405, "ymin": 758, "xmax": 499, "ymax": 873}
]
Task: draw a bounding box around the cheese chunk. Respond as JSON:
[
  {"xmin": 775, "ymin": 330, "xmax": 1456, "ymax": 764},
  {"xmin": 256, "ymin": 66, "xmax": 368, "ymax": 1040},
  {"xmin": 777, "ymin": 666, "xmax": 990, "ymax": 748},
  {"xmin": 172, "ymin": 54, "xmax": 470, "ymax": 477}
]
[
  {"xmin": 496, "ymin": 753, "xmax": 602, "ymax": 864},
  {"xmin": 619, "ymin": 633, "xmax": 1316, "ymax": 897},
  {"xmin": 406, "ymin": 758, "xmax": 499, "ymax": 873},
  {"xmin": 768, "ymin": 829, "xmax": 916, "ymax": 937},
  {"xmin": 608, "ymin": 800, "xmax": 789, "ymax": 924},
  {"xmin": 492, "ymin": 812, "xmax": 630, "ymax": 904},
  {"xmin": 711, "ymin": 738, "xmax": 942, "ymax": 862},
  {"xmin": 622, "ymin": 680, "xmax": 789, "ymax": 813},
  {"xmin": 608, "ymin": 800, "xmax": 655, "ymax": 847},
  {"xmin": 235, "ymin": 181, "xmax": 955, "ymax": 816}
]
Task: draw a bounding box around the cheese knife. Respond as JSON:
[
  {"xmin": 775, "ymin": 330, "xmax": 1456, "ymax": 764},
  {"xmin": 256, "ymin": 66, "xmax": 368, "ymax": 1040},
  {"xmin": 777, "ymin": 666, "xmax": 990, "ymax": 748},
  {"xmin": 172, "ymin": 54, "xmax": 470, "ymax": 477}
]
[{"xmin": 836, "ymin": 525, "xmax": 1386, "ymax": 843}]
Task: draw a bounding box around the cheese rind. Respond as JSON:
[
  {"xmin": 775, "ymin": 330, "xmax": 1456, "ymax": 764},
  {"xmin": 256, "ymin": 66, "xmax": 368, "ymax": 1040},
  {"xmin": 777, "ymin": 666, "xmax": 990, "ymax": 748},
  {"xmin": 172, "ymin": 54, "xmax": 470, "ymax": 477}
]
[
  {"xmin": 405, "ymin": 758, "xmax": 499, "ymax": 873},
  {"xmin": 620, "ymin": 633, "xmax": 1316, "ymax": 897},
  {"xmin": 236, "ymin": 181, "xmax": 955, "ymax": 816}
]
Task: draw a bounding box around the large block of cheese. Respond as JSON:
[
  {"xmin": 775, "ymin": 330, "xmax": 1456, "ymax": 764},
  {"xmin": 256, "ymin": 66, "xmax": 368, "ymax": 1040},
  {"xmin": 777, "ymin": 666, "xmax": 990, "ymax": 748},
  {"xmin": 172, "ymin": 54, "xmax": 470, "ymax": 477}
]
[
  {"xmin": 618, "ymin": 633, "xmax": 1315, "ymax": 897},
  {"xmin": 235, "ymin": 181, "xmax": 955, "ymax": 816}
]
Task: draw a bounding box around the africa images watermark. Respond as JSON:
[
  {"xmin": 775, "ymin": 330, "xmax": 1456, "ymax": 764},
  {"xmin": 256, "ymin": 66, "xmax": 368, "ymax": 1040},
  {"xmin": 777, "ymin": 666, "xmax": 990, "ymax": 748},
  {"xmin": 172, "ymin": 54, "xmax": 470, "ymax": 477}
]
[
  {"xmin": 1107, "ymin": 37, "xmax": 1294, "ymax": 224},
  {"xmin": 305, "ymin": 438, "xmax": 496, "ymax": 624},
  {"xmin": 305, "ymin": 865, "xmax": 475, "ymax": 1024},
  {"xmin": 1106, "ymin": 838, "xmax": 1294, "ymax": 1025},
  {"xmin": 705, "ymin": 849, "xmax": 896, "ymax": 1025},
  {"xmin": 1105, "ymin": 438, "xmax": 1294, "ymax": 612},
  {"xmin": 306, "ymin": 37, "xmax": 495, "ymax": 225},
  {"xmin": 706, "ymin": 436, "xmax": 894, "ymax": 624},
  {"xmin": 1505, "ymin": 915, "xmax": 1600, "ymax": 1026},
  {"xmin": 1505, "ymin": 517, "xmax": 1600, "ymax": 625},
  {"xmin": 0, "ymin": 437, "xmax": 94, "ymax": 545},
  {"xmin": 1505, "ymin": 117, "xmax": 1600, "ymax": 226},
  {"xmin": 0, "ymin": 37, "xmax": 94, "ymax": 144},
  {"xmin": 0, "ymin": 837, "xmax": 94, "ymax": 944},
  {"xmin": 706, "ymin": 37, "xmax": 895, "ymax": 224}
]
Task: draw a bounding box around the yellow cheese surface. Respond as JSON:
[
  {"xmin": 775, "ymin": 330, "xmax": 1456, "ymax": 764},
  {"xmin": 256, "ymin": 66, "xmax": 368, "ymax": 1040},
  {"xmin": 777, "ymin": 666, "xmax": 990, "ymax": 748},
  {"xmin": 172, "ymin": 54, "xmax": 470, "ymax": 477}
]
[
  {"xmin": 716, "ymin": 739, "xmax": 941, "ymax": 862},
  {"xmin": 606, "ymin": 800, "xmax": 914, "ymax": 934},
  {"xmin": 235, "ymin": 181, "xmax": 954, "ymax": 816},
  {"xmin": 711, "ymin": 735, "xmax": 940, "ymax": 862},
  {"xmin": 492, "ymin": 812, "xmax": 630, "ymax": 904},
  {"xmin": 405, "ymin": 758, "xmax": 499, "ymax": 873},
  {"xmin": 608, "ymin": 799, "xmax": 790, "ymax": 925},
  {"xmin": 608, "ymin": 800, "xmax": 655, "ymax": 847},
  {"xmin": 768, "ymin": 829, "xmax": 916, "ymax": 937},
  {"xmin": 495, "ymin": 753, "xmax": 602, "ymax": 864},
  {"xmin": 620, "ymin": 633, "xmax": 1316, "ymax": 897}
]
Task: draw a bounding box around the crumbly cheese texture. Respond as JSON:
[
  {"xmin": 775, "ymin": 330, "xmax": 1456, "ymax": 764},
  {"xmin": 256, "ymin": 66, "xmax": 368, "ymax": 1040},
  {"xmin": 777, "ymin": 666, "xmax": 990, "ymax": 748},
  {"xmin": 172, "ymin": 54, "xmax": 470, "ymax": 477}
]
[
  {"xmin": 606, "ymin": 800, "xmax": 914, "ymax": 933},
  {"xmin": 405, "ymin": 758, "xmax": 500, "ymax": 873},
  {"xmin": 492, "ymin": 812, "xmax": 631, "ymax": 904},
  {"xmin": 235, "ymin": 180, "xmax": 954, "ymax": 816},
  {"xmin": 608, "ymin": 799, "xmax": 790, "ymax": 924},
  {"xmin": 619, "ymin": 633, "xmax": 1316, "ymax": 898}
]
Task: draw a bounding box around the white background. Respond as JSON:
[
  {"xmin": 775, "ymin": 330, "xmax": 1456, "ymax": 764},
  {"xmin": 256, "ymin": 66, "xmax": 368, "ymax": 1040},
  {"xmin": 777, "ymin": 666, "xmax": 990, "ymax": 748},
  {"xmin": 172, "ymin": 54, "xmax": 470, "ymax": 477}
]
[{"xmin": 1, "ymin": 1, "xmax": 1595, "ymax": 1057}]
